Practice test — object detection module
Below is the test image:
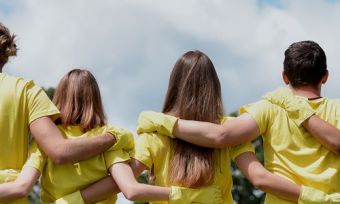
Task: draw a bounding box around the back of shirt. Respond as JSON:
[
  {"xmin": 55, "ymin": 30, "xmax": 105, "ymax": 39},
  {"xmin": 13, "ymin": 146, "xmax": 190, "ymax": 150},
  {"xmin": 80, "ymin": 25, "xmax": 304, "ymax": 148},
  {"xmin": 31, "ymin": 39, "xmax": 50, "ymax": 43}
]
[
  {"xmin": 133, "ymin": 116, "xmax": 254, "ymax": 204},
  {"xmin": 242, "ymin": 97, "xmax": 340, "ymax": 204},
  {"xmin": 0, "ymin": 73, "xmax": 59, "ymax": 175}
]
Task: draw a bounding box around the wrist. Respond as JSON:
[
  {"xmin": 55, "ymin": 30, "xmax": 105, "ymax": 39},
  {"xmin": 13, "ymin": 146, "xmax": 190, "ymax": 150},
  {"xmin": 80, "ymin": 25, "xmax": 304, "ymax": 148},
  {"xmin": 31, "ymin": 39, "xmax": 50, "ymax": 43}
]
[{"xmin": 103, "ymin": 133, "xmax": 116, "ymax": 146}]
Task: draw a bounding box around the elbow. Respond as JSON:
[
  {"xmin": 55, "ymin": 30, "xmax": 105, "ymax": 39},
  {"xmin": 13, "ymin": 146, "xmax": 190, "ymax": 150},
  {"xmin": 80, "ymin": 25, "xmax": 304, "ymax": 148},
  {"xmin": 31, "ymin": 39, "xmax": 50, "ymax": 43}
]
[
  {"xmin": 330, "ymin": 143, "xmax": 340, "ymax": 155},
  {"xmin": 250, "ymin": 171, "xmax": 269, "ymax": 191},
  {"xmin": 122, "ymin": 185, "xmax": 141, "ymax": 201},
  {"xmin": 13, "ymin": 182, "xmax": 32, "ymax": 199},
  {"xmin": 49, "ymin": 146, "xmax": 69, "ymax": 165},
  {"xmin": 211, "ymin": 128, "xmax": 228, "ymax": 148}
]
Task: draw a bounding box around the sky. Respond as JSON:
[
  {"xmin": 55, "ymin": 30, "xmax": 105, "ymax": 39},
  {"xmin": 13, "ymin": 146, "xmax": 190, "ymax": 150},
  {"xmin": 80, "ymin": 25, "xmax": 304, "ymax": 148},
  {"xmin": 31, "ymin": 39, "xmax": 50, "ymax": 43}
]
[{"xmin": 1, "ymin": 0, "xmax": 340, "ymax": 203}]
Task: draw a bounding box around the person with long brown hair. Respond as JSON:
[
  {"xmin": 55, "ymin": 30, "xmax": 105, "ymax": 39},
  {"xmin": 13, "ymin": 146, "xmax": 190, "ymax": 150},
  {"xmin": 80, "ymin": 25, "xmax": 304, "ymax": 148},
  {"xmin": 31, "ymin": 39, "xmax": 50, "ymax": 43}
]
[
  {"xmin": 0, "ymin": 22, "xmax": 117, "ymax": 203},
  {"xmin": 134, "ymin": 50, "xmax": 313, "ymax": 203},
  {"xmin": 1, "ymin": 68, "xmax": 222, "ymax": 203}
]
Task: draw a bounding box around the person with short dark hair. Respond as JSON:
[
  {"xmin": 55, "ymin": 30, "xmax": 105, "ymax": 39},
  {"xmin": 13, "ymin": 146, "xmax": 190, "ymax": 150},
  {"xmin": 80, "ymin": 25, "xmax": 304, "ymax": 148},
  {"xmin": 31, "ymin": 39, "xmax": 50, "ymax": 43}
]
[{"xmin": 137, "ymin": 41, "xmax": 340, "ymax": 203}]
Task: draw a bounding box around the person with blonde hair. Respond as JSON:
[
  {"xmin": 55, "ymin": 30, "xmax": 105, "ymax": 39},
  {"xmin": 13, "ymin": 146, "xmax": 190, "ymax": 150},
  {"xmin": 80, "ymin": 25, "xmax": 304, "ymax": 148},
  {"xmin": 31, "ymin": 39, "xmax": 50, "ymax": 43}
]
[
  {"xmin": 131, "ymin": 50, "xmax": 315, "ymax": 203},
  {"xmin": 1, "ymin": 68, "xmax": 223, "ymax": 204},
  {"xmin": 0, "ymin": 23, "xmax": 117, "ymax": 203}
]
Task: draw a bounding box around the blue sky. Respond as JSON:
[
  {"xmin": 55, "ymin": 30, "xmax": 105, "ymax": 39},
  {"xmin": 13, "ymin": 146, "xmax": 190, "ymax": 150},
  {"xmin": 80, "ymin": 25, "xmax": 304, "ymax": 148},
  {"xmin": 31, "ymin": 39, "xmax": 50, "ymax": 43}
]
[
  {"xmin": 1, "ymin": 1, "xmax": 340, "ymax": 202},
  {"xmin": 2, "ymin": 0, "xmax": 340, "ymax": 137}
]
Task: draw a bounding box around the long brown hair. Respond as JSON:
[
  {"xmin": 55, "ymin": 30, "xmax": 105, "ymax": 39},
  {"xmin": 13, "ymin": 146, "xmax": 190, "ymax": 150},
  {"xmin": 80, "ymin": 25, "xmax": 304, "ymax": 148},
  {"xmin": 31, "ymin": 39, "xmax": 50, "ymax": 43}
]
[
  {"xmin": 163, "ymin": 50, "xmax": 224, "ymax": 187},
  {"xmin": 53, "ymin": 69, "xmax": 107, "ymax": 132},
  {"xmin": 0, "ymin": 23, "xmax": 17, "ymax": 69}
]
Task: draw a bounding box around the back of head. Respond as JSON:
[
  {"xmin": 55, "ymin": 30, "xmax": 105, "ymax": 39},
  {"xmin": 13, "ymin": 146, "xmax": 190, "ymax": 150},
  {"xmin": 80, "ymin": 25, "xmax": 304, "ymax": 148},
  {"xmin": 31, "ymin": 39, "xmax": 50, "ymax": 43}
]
[
  {"xmin": 163, "ymin": 50, "xmax": 224, "ymax": 188},
  {"xmin": 0, "ymin": 23, "xmax": 17, "ymax": 69},
  {"xmin": 283, "ymin": 41, "xmax": 327, "ymax": 88},
  {"xmin": 53, "ymin": 68, "xmax": 106, "ymax": 132}
]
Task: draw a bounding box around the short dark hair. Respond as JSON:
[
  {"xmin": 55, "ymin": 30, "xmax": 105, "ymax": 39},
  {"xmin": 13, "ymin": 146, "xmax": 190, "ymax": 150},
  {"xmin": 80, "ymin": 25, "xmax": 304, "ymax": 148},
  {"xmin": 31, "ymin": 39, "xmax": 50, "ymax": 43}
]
[
  {"xmin": 283, "ymin": 41, "xmax": 327, "ymax": 87},
  {"xmin": 0, "ymin": 23, "xmax": 17, "ymax": 68}
]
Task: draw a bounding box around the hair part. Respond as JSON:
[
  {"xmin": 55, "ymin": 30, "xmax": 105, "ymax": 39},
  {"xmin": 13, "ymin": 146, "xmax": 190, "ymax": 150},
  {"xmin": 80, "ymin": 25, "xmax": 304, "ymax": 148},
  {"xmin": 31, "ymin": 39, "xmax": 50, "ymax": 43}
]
[
  {"xmin": 53, "ymin": 68, "xmax": 107, "ymax": 132},
  {"xmin": 163, "ymin": 50, "xmax": 224, "ymax": 187},
  {"xmin": 0, "ymin": 23, "xmax": 17, "ymax": 69},
  {"xmin": 283, "ymin": 40, "xmax": 327, "ymax": 88}
]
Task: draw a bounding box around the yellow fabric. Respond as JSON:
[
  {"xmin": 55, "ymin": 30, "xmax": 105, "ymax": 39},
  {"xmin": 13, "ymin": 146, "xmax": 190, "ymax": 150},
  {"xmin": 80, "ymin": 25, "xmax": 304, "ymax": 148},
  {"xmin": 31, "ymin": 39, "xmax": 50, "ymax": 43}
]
[
  {"xmin": 134, "ymin": 116, "xmax": 254, "ymax": 204},
  {"xmin": 298, "ymin": 186, "xmax": 340, "ymax": 204},
  {"xmin": 169, "ymin": 186, "xmax": 224, "ymax": 204},
  {"xmin": 262, "ymin": 87, "xmax": 316, "ymax": 126},
  {"xmin": 0, "ymin": 73, "xmax": 60, "ymax": 204},
  {"xmin": 137, "ymin": 111, "xmax": 178, "ymax": 138},
  {"xmin": 26, "ymin": 125, "xmax": 132, "ymax": 204},
  {"xmin": 240, "ymin": 90, "xmax": 340, "ymax": 204},
  {"xmin": 50, "ymin": 190, "xmax": 85, "ymax": 204}
]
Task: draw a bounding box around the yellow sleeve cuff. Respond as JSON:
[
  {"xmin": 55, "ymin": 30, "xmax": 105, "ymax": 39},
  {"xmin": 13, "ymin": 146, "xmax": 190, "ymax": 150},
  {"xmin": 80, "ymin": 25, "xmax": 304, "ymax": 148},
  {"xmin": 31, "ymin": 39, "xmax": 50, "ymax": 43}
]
[
  {"xmin": 104, "ymin": 150, "xmax": 130, "ymax": 168},
  {"xmin": 137, "ymin": 111, "xmax": 178, "ymax": 138},
  {"xmin": 53, "ymin": 190, "xmax": 85, "ymax": 204}
]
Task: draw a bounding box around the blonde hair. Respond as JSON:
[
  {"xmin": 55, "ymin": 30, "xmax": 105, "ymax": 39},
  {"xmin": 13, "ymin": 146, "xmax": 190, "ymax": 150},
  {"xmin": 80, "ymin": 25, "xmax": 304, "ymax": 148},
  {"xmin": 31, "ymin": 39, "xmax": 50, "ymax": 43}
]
[
  {"xmin": 163, "ymin": 50, "xmax": 224, "ymax": 187},
  {"xmin": 53, "ymin": 69, "xmax": 106, "ymax": 132},
  {"xmin": 0, "ymin": 23, "xmax": 17, "ymax": 68}
]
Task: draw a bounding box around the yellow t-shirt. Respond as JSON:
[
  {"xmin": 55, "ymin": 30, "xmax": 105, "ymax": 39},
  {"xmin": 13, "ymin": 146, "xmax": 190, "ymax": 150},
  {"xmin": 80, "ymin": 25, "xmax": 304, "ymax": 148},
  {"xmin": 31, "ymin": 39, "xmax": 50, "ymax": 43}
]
[
  {"xmin": 27, "ymin": 125, "xmax": 132, "ymax": 204},
  {"xmin": 241, "ymin": 97, "xmax": 340, "ymax": 204},
  {"xmin": 133, "ymin": 117, "xmax": 254, "ymax": 204},
  {"xmin": 0, "ymin": 73, "xmax": 60, "ymax": 204}
]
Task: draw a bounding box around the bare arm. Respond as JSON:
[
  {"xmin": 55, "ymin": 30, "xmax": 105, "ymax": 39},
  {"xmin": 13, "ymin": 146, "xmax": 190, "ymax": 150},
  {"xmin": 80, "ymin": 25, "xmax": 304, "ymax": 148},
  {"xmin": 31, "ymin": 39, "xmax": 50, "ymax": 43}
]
[
  {"xmin": 80, "ymin": 176, "xmax": 119, "ymax": 204},
  {"xmin": 79, "ymin": 159, "xmax": 148, "ymax": 203},
  {"xmin": 303, "ymin": 116, "xmax": 340, "ymax": 155},
  {"xmin": 0, "ymin": 167, "xmax": 40, "ymax": 202},
  {"xmin": 235, "ymin": 152, "xmax": 300, "ymax": 201},
  {"xmin": 173, "ymin": 114, "xmax": 260, "ymax": 148},
  {"xmin": 30, "ymin": 117, "xmax": 115, "ymax": 164},
  {"xmin": 110, "ymin": 162, "xmax": 170, "ymax": 201}
]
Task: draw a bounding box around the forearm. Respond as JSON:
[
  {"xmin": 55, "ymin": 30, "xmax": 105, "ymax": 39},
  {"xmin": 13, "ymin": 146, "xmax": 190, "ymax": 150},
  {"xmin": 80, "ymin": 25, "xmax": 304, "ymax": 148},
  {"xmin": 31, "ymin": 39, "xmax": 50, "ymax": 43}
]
[
  {"xmin": 30, "ymin": 117, "xmax": 115, "ymax": 164},
  {"xmin": 0, "ymin": 167, "xmax": 40, "ymax": 201},
  {"xmin": 256, "ymin": 171, "xmax": 300, "ymax": 201},
  {"xmin": 174, "ymin": 114, "xmax": 260, "ymax": 148},
  {"xmin": 55, "ymin": 134, "xmax": 115, "ymax": 164},
  {"xmin": 111, "ymin": 162, "xmax": 169, "ymax": 201},
  {"xmin": 236, "ymin": 152, "xmax": 300, "ymax": 202},
  {"xmin": 174, "ymin": 120, "xmax": 224, "ymax": 148},
  {"xmin": 303, "ymin": 115, "xmax": 340, "ymax": 154},
  {"xmin": 124, "ymin": 183, "xmax": 170, "ymax": 201},
  {"xmin": 81, "ymin": 176, "xmax": 119, "ymax": 204},
  {"xmin": 0, "ymin": 182, "xmax": 27, "ymax": 201}
]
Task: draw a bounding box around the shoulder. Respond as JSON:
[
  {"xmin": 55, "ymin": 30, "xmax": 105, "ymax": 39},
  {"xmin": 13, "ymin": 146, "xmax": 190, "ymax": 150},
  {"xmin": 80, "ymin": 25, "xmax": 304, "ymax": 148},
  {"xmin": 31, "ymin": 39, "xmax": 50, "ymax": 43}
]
[
  {"xmin": 136, "ymin": 132, "xmax": 170, "ymax": 150},
  {"xmin": 240, "ymin": 99, "xmax": 277, "ymax": 115},
  {"xmin": 1, "ymin": 73, "xmax": 36, "ymax": 90},
  {"xmin": 220, "ymin": 116, "xmax": 235, "ymax": 124}
]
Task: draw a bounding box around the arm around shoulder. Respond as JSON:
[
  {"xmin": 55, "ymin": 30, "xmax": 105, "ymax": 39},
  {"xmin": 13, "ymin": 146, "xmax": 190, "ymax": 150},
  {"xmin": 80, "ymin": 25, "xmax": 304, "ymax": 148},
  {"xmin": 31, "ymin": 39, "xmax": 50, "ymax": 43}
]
[{"xmin": 30, "ymin": 117, "xmax": 115, "ymax": 164}]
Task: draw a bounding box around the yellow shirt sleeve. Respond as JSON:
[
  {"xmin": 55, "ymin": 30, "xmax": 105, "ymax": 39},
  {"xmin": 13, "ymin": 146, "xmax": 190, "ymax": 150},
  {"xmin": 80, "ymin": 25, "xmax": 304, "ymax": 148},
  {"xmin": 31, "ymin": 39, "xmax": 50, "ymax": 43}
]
[
  {"xmin": 104, "ymin": 150, "xmax": 130, "ymax": 168},
  {"xmin": 107, "ymin": 127, "xmax": 135, "ymax": 156},
  {"xmin": 26, "ymin": 81, "xmax": 60, "ymax": 123},
  {"xmin": 229, "ymin": 143, "xmax": 255, "ymax": 160},
  {"xmin": 23, "ymin": 141, "xmax": 47, "ymax": 173},
  {"xmin": 132, "ymin": 133, "xmax": 155, "ymax": 169},
  {"xmin": 240, "ymin": 100, "xmax": 274, "ymax": 135},
  {"xmin": 220, "ymin": 116, "xmax": 255, "ymax": 160}
]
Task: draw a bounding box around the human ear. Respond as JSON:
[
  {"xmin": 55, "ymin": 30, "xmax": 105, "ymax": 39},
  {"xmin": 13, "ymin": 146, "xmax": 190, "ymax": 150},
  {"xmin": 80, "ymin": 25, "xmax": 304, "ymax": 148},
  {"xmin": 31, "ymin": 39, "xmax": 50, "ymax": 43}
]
[
  {"xmin": 321, "ymin": 70, "xmax": 329, "ymax": 84},
  {"xmin": 282, "ymin": 71, "xmax": 290, "ymax": 85}
]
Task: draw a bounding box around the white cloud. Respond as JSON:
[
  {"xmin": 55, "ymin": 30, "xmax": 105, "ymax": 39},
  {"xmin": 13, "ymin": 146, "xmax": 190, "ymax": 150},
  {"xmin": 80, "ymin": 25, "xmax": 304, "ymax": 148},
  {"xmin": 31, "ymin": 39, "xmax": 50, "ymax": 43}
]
[{"xmin": 2, "ymin": 0, "xmax": 340, "ymax": 203}]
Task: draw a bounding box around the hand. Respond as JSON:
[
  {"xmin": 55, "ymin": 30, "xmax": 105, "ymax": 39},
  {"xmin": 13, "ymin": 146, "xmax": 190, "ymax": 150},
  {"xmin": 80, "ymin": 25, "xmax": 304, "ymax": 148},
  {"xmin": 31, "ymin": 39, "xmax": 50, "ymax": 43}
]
[
  {"xmin": 106, "ymin": 127, "xmax": 135, "ymax": 154},
  {"xmin": 169, "ymin": 185, "xmax": 224, "ymax": 204},
  {"xmin": 298, "ymin": 186, "xmax": 340, "ymax": 204},
  {"xmin": 262, "ymin": 87, "xmax": 315, "ymax": 126},
  {"xmin": 137, "ymin": 111, "xmax": 178, "ymax": 138}
]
